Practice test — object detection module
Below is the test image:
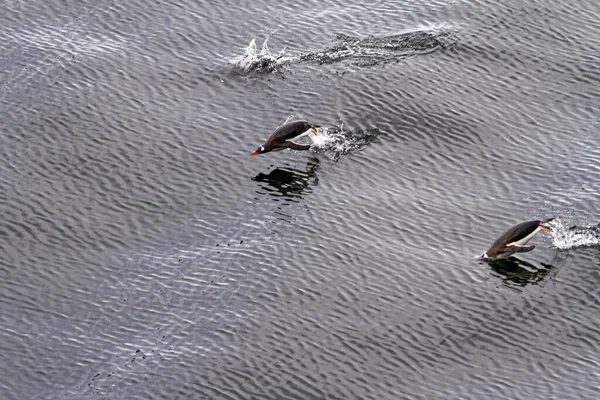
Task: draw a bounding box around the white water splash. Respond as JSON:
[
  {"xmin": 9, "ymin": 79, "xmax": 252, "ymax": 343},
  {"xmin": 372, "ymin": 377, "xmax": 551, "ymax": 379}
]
[
  {"xmin": 309, "ymin": 122, "xmax": 382, "ymax": 161},
  {"xmin": 310, "ymin": 124, "xmax": 347, "ymax": 151},
  {"xmin": 229, "ymin": 38, "xmax": 297, "ymax": 72},
  {"xmin": 550, "ymin": 218, "xmax": 600, "ymax": 250}
]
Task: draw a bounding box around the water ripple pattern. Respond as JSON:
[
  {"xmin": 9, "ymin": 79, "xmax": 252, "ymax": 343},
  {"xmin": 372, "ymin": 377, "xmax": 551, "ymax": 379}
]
[{"xmin": 0, "ymin": 0, "xmax": 599, "ymax": 399}]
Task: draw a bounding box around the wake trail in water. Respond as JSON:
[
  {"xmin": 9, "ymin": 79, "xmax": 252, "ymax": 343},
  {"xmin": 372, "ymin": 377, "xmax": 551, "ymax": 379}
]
[
  {"xmin": 230, "ymin": 28, "xmax": 457, "ymax": 73},
  {"xmin": 550, "ymin": 218, "xmax": 600, "ymax": 250}
]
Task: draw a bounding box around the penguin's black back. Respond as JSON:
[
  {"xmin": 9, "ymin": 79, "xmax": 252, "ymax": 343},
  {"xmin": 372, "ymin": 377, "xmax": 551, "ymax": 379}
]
[
  {"xmin": 492, "ymin": 220, "xmax": 542, "ymax": 248},
  {"xmin": 269, "ymin": 120, "xmax": 312, "ymax": 144}
]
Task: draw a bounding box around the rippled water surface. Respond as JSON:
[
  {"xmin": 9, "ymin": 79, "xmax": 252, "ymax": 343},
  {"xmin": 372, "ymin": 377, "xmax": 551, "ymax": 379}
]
[{"xmin": 1, "ymin": 0, "xmax": 599, "ymax": 398}]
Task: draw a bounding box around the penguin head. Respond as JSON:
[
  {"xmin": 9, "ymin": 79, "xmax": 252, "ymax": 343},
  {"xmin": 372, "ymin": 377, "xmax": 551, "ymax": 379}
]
[{"xmin": 251, "ymin": 145, "xmax": 268, "ymax": 156}]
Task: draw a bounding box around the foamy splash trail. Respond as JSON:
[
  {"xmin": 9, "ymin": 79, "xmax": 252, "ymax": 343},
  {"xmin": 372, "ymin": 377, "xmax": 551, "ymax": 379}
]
[
  {"xmin": 550, "ymin": 218, "xmax": 600, "ymax": 250},
  {"xmin": 229, "ymin": 38, "xmax": 297, "ymax": 73},
  {"xmin": 229, "ymin": 29, "xmax": 457, "ymax": 73},
  {"xmin": 310, "ymin": 123, "xmax": 382, "ymax": 161},
  {"xmin": 310, "ymin": 124, "xmax": 347, "ymax": 151}
]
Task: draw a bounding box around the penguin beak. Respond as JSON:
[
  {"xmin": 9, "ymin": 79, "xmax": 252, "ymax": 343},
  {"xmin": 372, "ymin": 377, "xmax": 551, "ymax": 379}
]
[
  {"xmin": 251, "ymin": 151, "xmax": 260, "ymax": 156},
  {"xmin": 540, "ymin": 224, "xmax": 552, "ymax": 232},
  {"xmin": 311, "ymin": 127, "xmax": 318, "ymax": 135}
]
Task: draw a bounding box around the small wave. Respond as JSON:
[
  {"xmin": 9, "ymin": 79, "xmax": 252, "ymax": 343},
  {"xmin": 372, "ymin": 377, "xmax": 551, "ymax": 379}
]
[
  {"xmin": 550, "ymin": 218, "xmax": 600, "ymax": 250},
  {"xmin": 229, "ymin": 38, "xmax": 297, "ymax": 73}
]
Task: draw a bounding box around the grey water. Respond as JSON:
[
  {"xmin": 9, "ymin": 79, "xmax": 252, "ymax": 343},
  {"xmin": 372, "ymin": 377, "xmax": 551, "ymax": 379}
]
[{"xmin": 0, "ymin": 0, "xmax": 599, "ymax": 399}]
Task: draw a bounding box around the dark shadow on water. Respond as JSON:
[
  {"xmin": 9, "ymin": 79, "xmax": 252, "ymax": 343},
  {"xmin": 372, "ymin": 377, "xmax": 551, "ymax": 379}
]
[
  {"xmin": 252, "ymin": 157, "xmax": 320, "ymax": 201},
  {"xmin": 485, "ymin": 257, "xmax": 555, "ymax": 290}
]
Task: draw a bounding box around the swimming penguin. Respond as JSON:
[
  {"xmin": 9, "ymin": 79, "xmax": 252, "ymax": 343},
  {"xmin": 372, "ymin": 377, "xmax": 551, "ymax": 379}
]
[
  {"xmin": 478, "ymin": 217, "xmax": 555, "ymax": 260},
  {"xmin": 251, "ymin": 120, "xmax": 319, "ymax": 156}
]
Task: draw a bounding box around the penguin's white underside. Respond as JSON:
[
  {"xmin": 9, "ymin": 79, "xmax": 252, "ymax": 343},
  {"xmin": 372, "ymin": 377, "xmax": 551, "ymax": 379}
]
[
  {"xmin": 285, "ymin": 128, "xmax": 313, "ymax": 142},
  {"xmin": 492, "ymin": 226, "xmax": 543, "ymax": 258}
]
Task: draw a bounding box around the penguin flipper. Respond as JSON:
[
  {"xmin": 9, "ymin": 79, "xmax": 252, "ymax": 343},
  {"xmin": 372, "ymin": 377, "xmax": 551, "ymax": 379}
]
[
  {"xmin": 501, "ymin": 245, "xmax": 535, "ymax": 253},
  {"xmin": 283, "ymin": 142, "xmax": 311, "ymax": 151}
]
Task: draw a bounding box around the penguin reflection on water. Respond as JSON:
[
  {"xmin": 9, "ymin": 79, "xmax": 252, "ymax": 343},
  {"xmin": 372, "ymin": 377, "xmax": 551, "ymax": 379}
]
[
  {"xmin": 251, "ymin": 120, "xmax": 319, "ymax": 156},
  {"xmin": 478, "ymin": 217, "xmax": 555, "ymax": 261}
]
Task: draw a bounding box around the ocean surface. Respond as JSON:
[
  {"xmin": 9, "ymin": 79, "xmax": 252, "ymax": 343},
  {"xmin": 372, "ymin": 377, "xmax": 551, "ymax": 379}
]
[{"xmin": 1, "ymin": 0, "xmax": 599, "ymax": 398}]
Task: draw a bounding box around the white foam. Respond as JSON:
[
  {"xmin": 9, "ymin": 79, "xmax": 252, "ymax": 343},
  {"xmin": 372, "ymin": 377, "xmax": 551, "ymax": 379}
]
[
  {"xmin": 310, "ymin": 125, "xmax": 344, "ymax": 148},
  {"xmin": 229, "ymin": 38, "xmax": 297, "ymax": 72},
  {"xmin": 550, "ymin": 218, "xmax": 600, "ymax": 250}
]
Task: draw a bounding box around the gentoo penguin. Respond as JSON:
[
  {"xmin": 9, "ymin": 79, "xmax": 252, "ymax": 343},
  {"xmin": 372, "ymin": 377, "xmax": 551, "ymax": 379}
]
[
  {"xmin": 251, "ymin": 120, "xmax": 318, "ymax": 156},
  {"xmin": 478, "ymin": 217, "xmax": 555, "ymax": 260}
]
